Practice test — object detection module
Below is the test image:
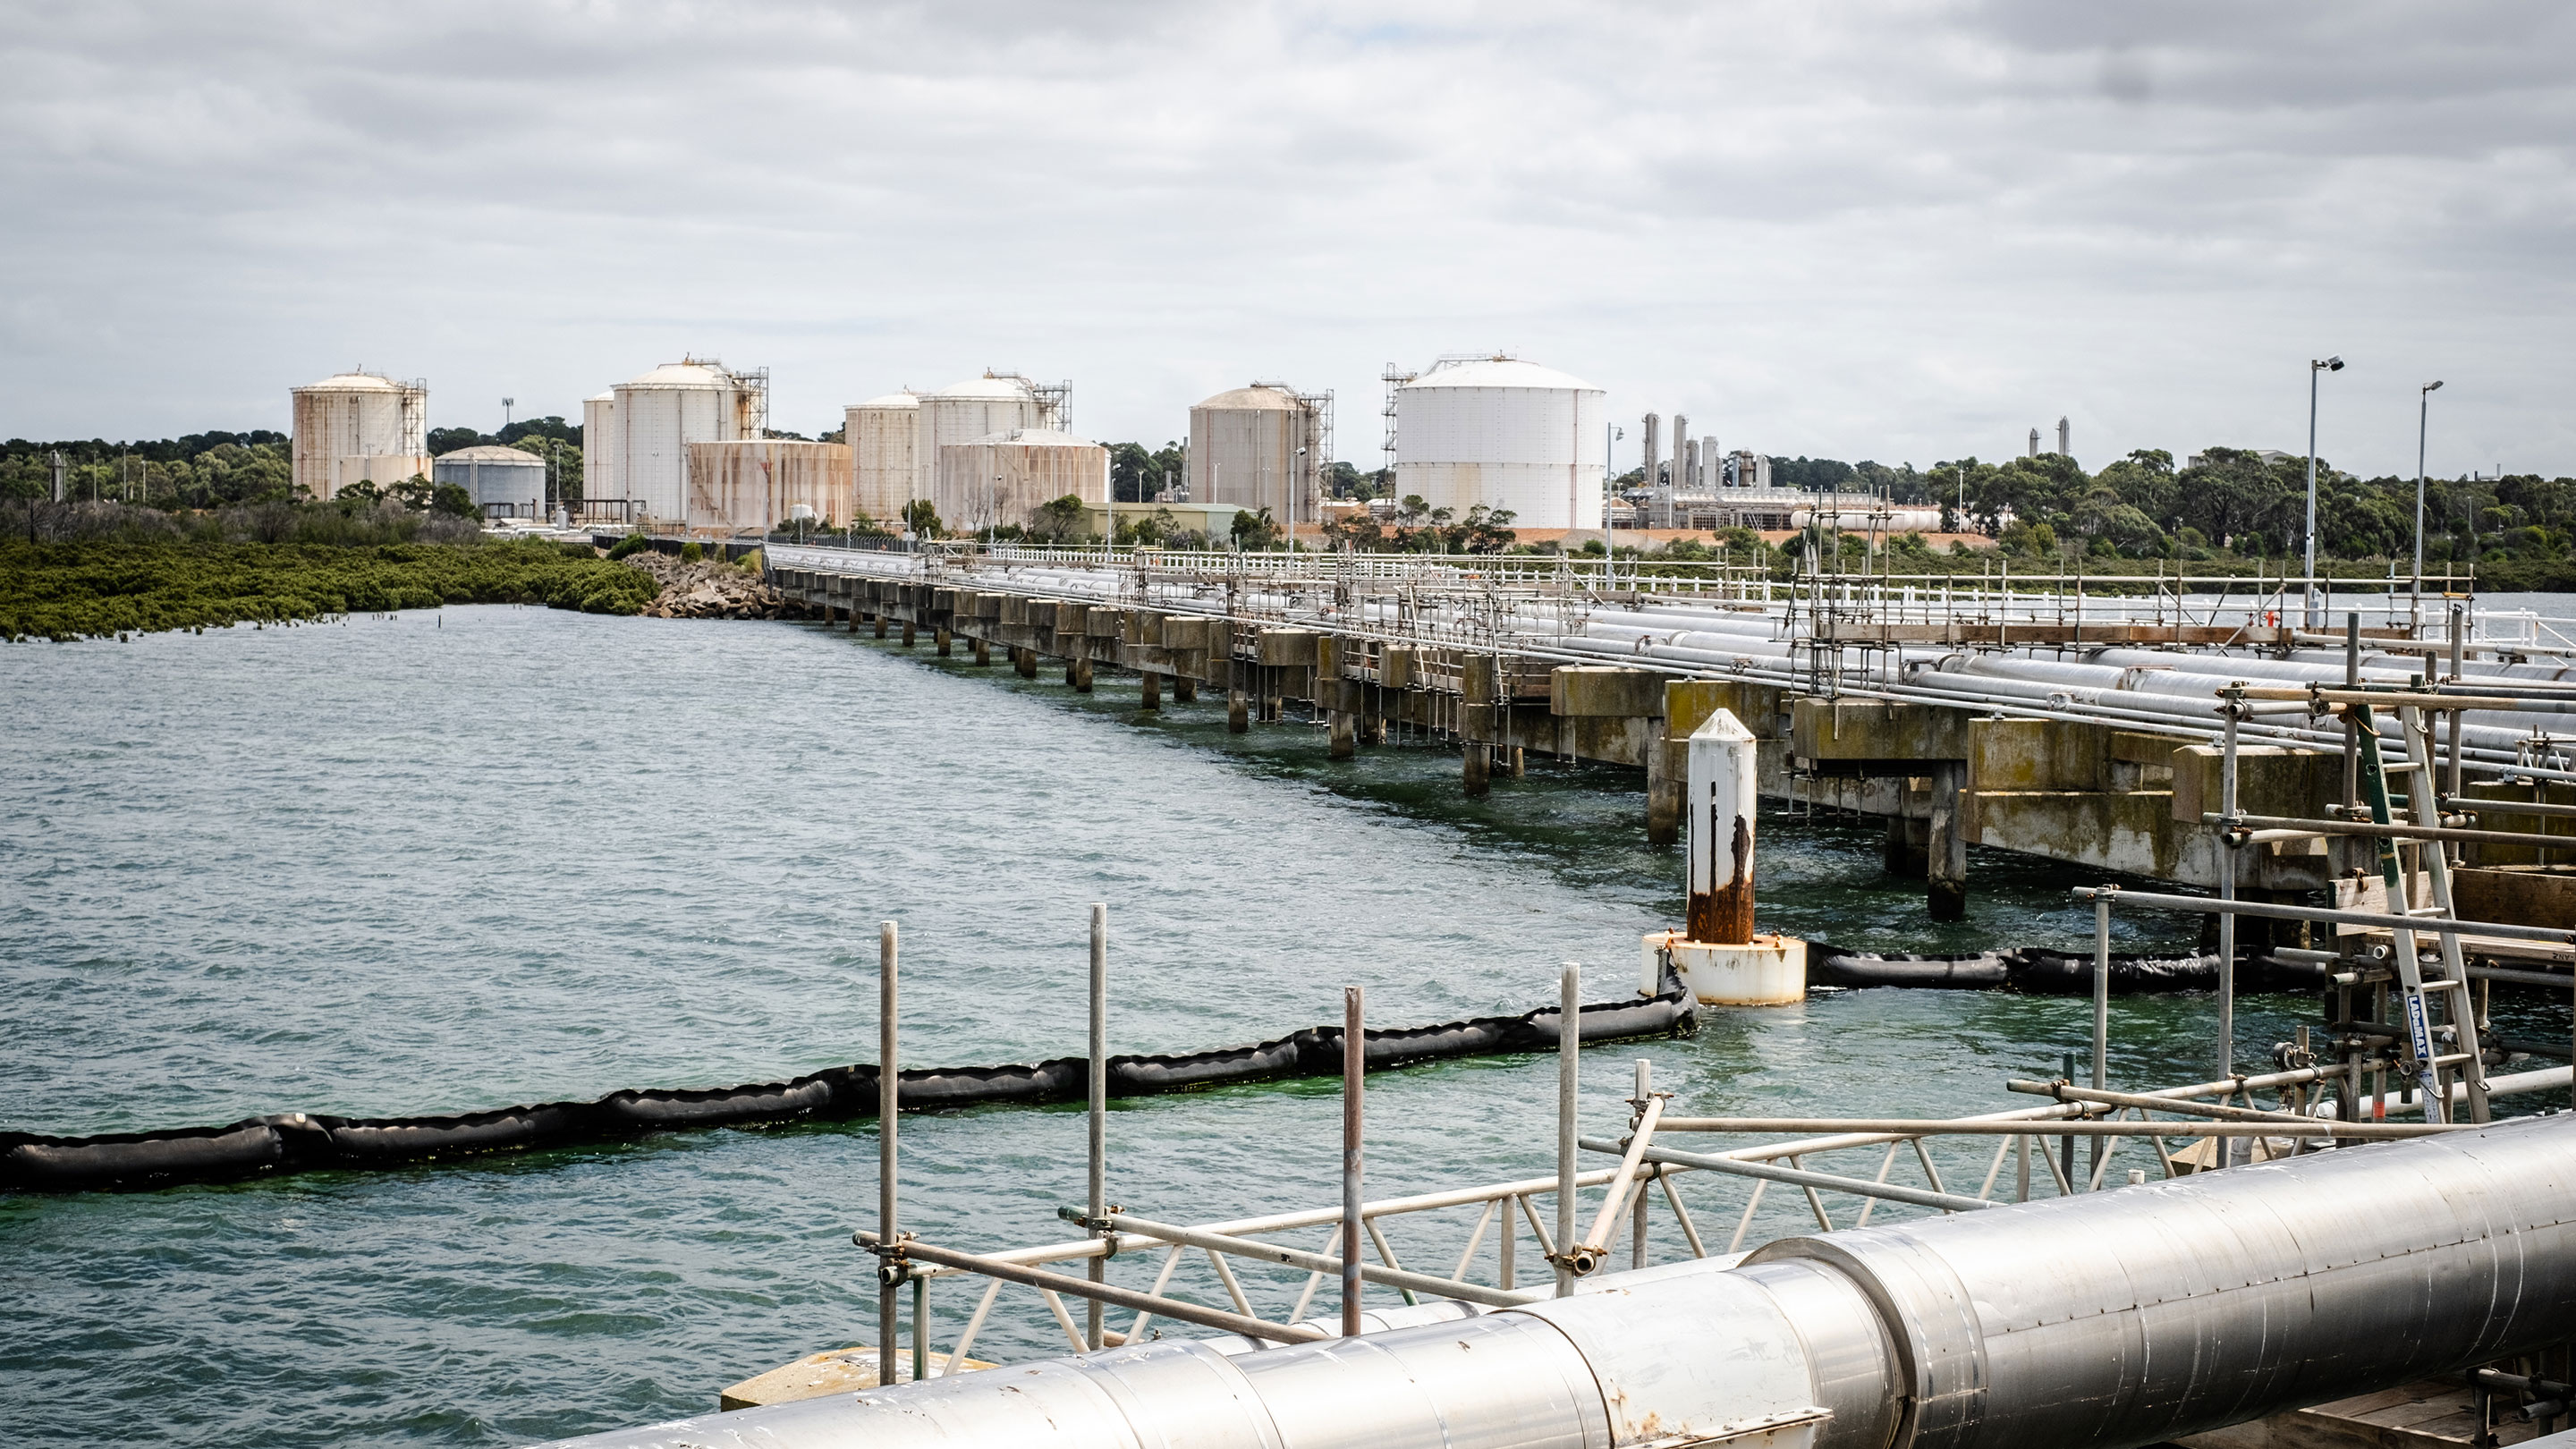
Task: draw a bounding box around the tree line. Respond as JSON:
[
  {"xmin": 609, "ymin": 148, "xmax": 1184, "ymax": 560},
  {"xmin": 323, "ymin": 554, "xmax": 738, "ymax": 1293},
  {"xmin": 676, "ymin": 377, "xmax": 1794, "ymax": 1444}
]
[
  {"xmin": 1922, "ymin": 448, "xmax": 2566, "ymax": 569},
  {"xmin": 17, "ymin": 422, "xmax": 2569, "ymax": 578},
  {"xmin": 4, "ymin": 420, "xmax": 582, "ymax": 512},
  {"xmin": 2, "ymin": 432, "xmax": 293, "ymax": 509}
]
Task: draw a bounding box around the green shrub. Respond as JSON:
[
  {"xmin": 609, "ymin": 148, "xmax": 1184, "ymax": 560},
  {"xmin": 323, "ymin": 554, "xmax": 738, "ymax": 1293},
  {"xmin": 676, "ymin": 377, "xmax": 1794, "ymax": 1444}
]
[
  {"xmin": 606, "ymin": 532, "xmax": 650, "ymax": 561},
  {"xmin": 680, "ymin": 541, "xmax": 704, "ymax": 563},
  {"xmin": 0, "ymin": 538, "xmax": 661, "ymax": 641}
]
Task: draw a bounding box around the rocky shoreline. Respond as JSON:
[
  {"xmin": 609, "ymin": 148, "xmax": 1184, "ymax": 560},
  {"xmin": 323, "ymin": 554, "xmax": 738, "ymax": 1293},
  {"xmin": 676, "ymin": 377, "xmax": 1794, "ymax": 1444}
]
[{"xmin": 619, "ymin": 553, "xmax": 788, "ymax": 620}]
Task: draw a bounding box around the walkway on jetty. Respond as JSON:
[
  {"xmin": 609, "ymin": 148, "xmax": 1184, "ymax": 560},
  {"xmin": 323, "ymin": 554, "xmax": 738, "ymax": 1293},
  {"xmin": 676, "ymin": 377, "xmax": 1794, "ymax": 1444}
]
[{"xmin": 763, "ymin": 542, "xmax": 2573, "ymax": 926}]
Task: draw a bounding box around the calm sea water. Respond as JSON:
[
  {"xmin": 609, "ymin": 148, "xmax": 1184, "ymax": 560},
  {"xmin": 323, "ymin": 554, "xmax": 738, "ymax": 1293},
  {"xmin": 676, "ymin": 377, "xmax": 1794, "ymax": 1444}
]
[{"xmin": 0, "ymin": 605, "xmax": 2497, "ymax": 1445}]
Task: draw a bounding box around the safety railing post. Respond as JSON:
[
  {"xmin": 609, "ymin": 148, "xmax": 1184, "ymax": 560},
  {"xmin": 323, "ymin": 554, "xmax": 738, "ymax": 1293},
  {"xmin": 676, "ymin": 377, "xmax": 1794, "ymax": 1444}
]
[
  {"xmin": 879, "ymin": 919, "xmax": 901, "ymax": 1387},
  {"xmin": 1342, "ymin": 985, "xmax": 1364, "ymax": 1337}
]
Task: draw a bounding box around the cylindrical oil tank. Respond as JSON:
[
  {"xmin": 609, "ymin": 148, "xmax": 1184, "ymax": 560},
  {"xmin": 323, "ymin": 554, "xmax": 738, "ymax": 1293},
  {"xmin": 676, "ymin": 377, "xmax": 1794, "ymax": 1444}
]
[
  {"xmin": 613, "ymin": 360, "xmax": 758, "ymax": 525},
  {"xmin": 684, "ymin": 439, "xmax": 853, "ymax": 535},
  {"xmin": 290, "ymin": 370, "xmax": 428, "ymax": 501},
  {"xmin": 846, "ymin": 391, "xmax": 920, "ymax": 524},
  {"xmin": 431, "ymin": 445, "xmax": 546, "ymax": 519},
  {"xmin": 916, "ymin": 374, "xmax": 1055, "ymax": 500},
  {"xmin": 933, "ymin": 428, "xmax": 1107, "ymax": 536},
  {"xmin": 1394, "ymin": 356, "xmax": 1605, "ymax": 531},
  {"xmin": 1189, "ymin": 385, "xmax": 1319, "ymax": 521},
  {"xmin": 581, "ymin": 391, "xmax": 619, "ymax": 507}
]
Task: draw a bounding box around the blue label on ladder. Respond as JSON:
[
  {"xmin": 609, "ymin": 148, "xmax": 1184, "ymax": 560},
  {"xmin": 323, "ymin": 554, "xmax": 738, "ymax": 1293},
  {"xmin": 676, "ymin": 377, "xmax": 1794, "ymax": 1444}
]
[{"xmin": 2402, "ymin": 991, "xmax": 2441, "ymax": 1107}]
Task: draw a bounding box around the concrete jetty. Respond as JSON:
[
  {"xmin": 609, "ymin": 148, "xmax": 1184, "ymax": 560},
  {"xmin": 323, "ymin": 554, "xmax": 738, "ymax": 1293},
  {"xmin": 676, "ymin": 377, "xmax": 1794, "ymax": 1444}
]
[{"xmin": 760, "ymin": 543, "xmax": 2576, "ymax": 931}]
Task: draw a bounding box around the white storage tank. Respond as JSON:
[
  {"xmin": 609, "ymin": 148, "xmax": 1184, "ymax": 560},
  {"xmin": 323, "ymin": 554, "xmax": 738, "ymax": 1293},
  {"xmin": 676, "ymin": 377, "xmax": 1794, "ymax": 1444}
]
[
  {"xmin": 1189, "ymin": 384, "xmax": 1326, "ymax": 521},
  {"xmin": 684, "ymin": 439, "xmax": 853, "ymax": 535},
  {"xmin": 580, "ymin": 391, "xmax": 619, "ymax": 510},
  {"xmin": 933, "ymin": 428, "xmax": 1107, "ymax": 537},
  {"xmin": 291, "ymin": 370, "xmax": 428, "ymax": 501},
  {"xmin": 1394, "ymin": 355, "xmax": 1606, "ymax": 530},
  {"xmin": 433, "ymin": 445, "xmax": 547, "ymax": 519},
  {"xmin": 611, "ymin": 358, "xmax": 764, "ymax": 525},
  {"xmin": 915, "ymin": 372, "xmax": 1063, "ymax": 499},
  {"xmin": 845, "ymin": 391, "xmax": 920, "ymax": 524}
]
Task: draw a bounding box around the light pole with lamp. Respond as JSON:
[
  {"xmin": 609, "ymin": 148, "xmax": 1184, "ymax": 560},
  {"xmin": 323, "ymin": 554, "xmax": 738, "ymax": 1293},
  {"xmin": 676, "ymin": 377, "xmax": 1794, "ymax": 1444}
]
[
  {"xmin": 1605, "ymin": 422, "xmax": 1623, "ymax": 589},
  {"xmin": 1292, "ymin": 445, "xmax": 1307, "ymax": 553},
  {"xmin": 2415, "ymin": 379, "xmax": 2444, "ymax": 600},
  {"xmin": 2302, "ymin": 355, "xmax": 2343, "ymax": 629}
]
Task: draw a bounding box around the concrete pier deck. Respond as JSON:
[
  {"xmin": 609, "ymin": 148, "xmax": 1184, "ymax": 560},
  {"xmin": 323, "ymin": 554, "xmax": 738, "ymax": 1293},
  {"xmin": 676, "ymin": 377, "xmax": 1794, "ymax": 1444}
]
[{"xmin": 759, "ymin": 543, "xmax": 2568, "ymax": 927}]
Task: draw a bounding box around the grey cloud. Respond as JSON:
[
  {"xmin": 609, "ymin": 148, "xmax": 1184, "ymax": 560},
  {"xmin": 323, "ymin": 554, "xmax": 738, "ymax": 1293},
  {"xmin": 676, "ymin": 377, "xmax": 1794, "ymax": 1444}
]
[{"xmin": 0, "ymin": 0, "xmax": 2566, "ymax": 476}]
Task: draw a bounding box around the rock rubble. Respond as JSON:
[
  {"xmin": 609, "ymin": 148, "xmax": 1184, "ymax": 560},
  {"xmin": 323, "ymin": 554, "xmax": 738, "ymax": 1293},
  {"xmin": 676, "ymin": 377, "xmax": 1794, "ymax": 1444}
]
[{"xmin": 621, "ymin": 554, "xmax": 786, "ymax": 620}]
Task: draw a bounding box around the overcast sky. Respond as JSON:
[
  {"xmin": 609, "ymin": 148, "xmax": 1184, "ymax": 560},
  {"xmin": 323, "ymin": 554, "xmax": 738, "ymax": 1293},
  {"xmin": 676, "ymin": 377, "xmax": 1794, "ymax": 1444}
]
[{"xmin": 3, "ymin": 1, "xmax": 2569, "ymax": 478}]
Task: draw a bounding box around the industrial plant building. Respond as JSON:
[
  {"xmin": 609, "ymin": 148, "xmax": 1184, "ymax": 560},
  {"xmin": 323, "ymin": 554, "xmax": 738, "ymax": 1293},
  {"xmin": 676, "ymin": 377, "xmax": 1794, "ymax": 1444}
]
[
  {"xmin": 1188, "ymin": 383, "xmax": 1331, "ymax": 523},
  {"xmin": 291, "ymin": 370, "xmax": 429, "ymax": 500},
  {"xmin": 1389, "ymin": 355, "xmax": 1606, "ymax": 531}
]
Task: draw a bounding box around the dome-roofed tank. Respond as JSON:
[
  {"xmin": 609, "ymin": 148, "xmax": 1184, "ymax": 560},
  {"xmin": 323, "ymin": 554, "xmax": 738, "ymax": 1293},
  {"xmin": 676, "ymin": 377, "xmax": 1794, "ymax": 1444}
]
[
  {"xmin": 291, "ymin": 369, "xmax": 428, "ymax": 501},
  {"xmin": 1394, "ymin": 353, "xmax": 1605, "ymax": 532},
  {"xmin": 915, "ymin": 371, "xmax": 1067, "ymax": 500},
  {"xmin": 933, "ymin": 427, "xmax": 1106, "ymax": 537},
  {"xmin": 846, "ymin": 390, "xmax": 922, "ymax": 523},
  {"xmin": 1189, "ymin": 382, "xmax": 1328, "ymax": 523},
  {"xmin": 610, "ymin": 357, "xmax": 766, "ymax": 525},
  {"xmin": 432, "ymin": 445, "xmax": 547, "ymax": 520}
]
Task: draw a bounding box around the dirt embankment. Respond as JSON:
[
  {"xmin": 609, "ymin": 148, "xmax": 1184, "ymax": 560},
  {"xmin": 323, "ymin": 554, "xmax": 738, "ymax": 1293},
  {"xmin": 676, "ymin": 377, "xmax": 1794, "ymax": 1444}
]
[{"xmin": 619, "ymin": 554, "xmax": 786, "ymax": 619}]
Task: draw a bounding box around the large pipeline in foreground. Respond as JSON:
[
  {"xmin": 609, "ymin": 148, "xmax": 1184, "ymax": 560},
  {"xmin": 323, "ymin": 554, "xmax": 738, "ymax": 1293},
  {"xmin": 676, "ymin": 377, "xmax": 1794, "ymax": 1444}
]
[{"xmin": 535, "ymin": 1111, "xmax": 2576, "ymax": 1449}]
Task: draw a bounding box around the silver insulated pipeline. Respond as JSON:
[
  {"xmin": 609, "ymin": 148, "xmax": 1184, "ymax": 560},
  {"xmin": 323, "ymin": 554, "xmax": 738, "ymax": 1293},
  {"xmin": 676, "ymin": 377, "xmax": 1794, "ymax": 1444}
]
[{"xmin": 536, "ymin": 1113, "xmax": 2576, "ymax": 1449}]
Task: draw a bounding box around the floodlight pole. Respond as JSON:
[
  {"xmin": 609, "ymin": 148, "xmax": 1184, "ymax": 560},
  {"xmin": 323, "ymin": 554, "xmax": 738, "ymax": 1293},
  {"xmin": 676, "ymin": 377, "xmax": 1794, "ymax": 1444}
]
[
  {"xmin": 1293, "ymin": 446, "xmax": 1308, "ymax": 552},
  {"xmin": 2302, "ymin": 356, "xmax": 2343, "ymax": 630},
  {"xmin": 2415, "ymin": 380, "xmax": 2444, "ymax": 604}
]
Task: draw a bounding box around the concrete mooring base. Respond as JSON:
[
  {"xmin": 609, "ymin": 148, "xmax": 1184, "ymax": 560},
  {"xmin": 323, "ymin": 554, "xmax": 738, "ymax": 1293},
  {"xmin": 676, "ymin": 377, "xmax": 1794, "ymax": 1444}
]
[{"xmin": 1640, "ymin": 930, "xmax": 1808, "ymax": 1006}]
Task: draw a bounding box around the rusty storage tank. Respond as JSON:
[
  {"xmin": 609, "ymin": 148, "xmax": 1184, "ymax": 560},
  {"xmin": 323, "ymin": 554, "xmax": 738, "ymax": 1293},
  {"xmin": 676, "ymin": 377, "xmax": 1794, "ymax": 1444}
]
[
  {"xmin": 915, "ymin": 372, "xmax": 1064, "ymax": 502},
  {"xmin": 290, "ymin": 369, "xmax": 429, "ymax": 500},
  {"xmin": 431, "ymin": 445, "xmax": 547, "ymax": 520},
  {"xmin": 845, "ymin": 391, "xmax": 920, "ymax": 525},
  {"xmin": 1188, "ymin": 383, "xmax": 1328, "ymax": 522},
  {"xmin": 1394, "ymin": 354, "xmax": 1606, "ymax": 531},
  {"xmin": 580, "ymin": 391, "xmax": 619, "ymax": 512},
  {"xmin": 933, "ymin": 428, "xmax": 1107, "ymax": 537},
  {"xmin": 611, "ymin": 358, "xmax": 765, "ymax": 526},
  {"xmin": 684, "ymin": 439, "xmax": 853, "ymax": 535}
]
